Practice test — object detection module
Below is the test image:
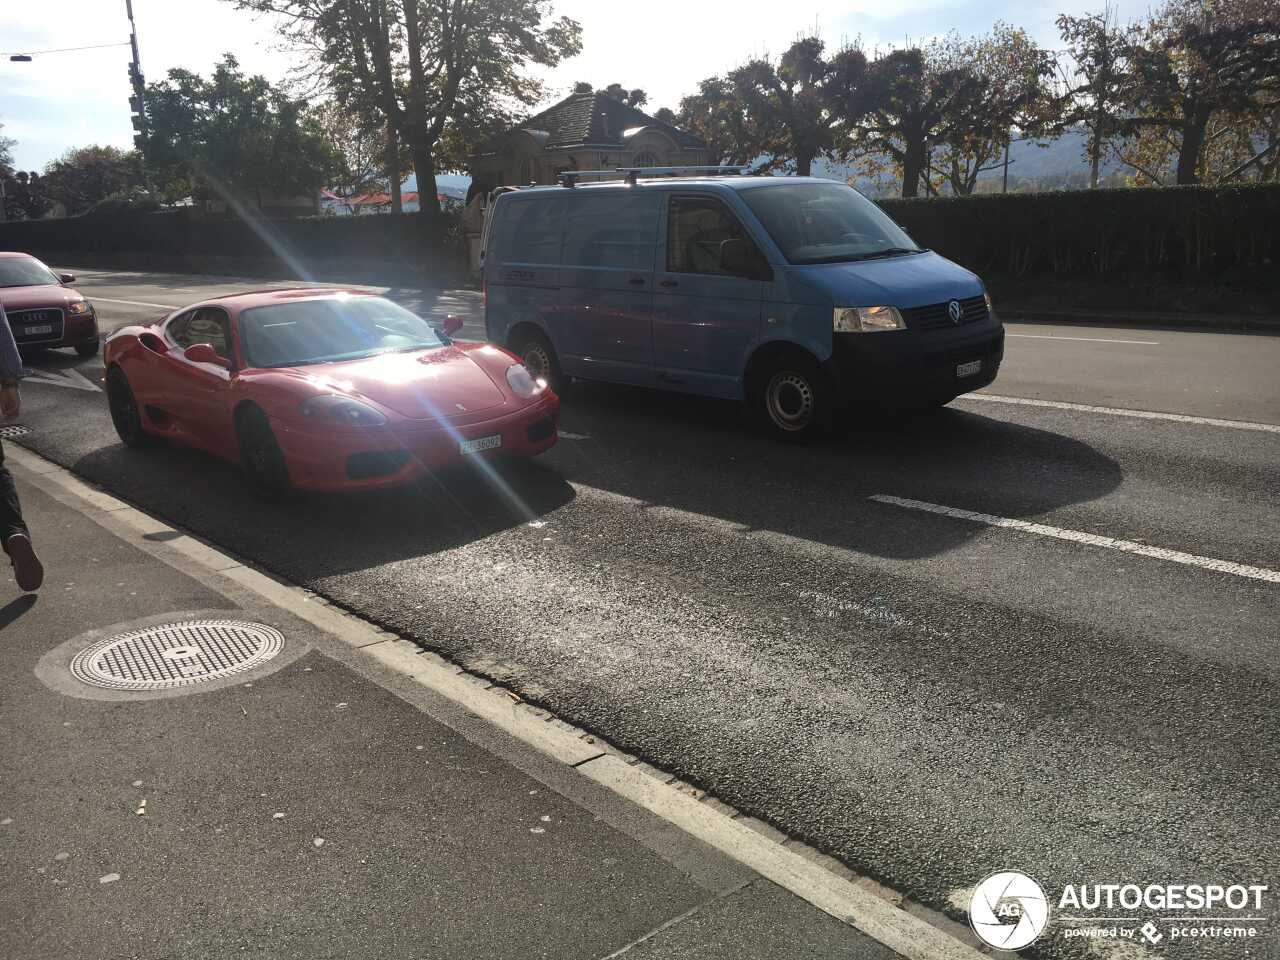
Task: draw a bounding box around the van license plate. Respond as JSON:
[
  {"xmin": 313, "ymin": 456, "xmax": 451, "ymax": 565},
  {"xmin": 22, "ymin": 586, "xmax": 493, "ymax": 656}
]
[
  {"xmin": 956, "ymin": 360, "xmax": 983, "ymax": 378},
  {"xmin": 459, "ymin": 434, "xmax": 502, "ymax": 455},
  {"xmin": 23, "ymin": 325, "xmax": 53, "ymax": 336}
]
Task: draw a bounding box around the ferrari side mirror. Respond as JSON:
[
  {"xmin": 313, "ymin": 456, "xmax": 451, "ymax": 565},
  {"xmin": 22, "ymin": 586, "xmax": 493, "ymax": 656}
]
[
  {"xmin": 440, "ymin": 315, "xmax": 464, "ymax": 337},
  {"xmin": 184, "ymin": 343, "xmax": 231, "ymax": 368}
]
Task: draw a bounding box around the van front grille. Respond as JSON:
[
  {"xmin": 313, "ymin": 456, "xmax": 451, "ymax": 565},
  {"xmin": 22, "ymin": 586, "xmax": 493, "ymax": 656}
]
[{"xmin": 902, "ymin": 296, "xmax": 987, "ymax": 331}]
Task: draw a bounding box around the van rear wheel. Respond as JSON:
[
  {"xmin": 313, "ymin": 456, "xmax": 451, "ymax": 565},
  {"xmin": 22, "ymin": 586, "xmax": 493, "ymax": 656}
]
[
  {"xmin": 756, "ymin": 350, "xmax": 834, "ymax": 442},
  {"xmin": 512, "ymin": 329, "xmax": 568, "ymax": 394}
]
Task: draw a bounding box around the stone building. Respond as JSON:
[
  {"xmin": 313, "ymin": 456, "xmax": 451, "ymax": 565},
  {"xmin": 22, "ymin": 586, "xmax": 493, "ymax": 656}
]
[{"xmin": 467, "ymin": 90, "xmax": 709, "ymax": 199}]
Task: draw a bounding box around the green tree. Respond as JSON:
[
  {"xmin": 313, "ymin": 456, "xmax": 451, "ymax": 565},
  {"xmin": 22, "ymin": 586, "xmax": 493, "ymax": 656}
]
[
  {"xmin": 727, "ymin": 37, "xmax": 868, "ymax": 176},
  {"xmin": 846, "ymin": 46, "xmax": 986, "ymax": 197},
  {"xmin": 1119, "ymin": 0, "xmax": 1280, "ymax": 184},
  {"xmin": 2, "ymin": 171, "xmax": 52, "ymax": 221},
  {"xmin": 601, "ymin": 83, "xmax": 647, "ymax": 107},
  {"xmin": 932, "ymin": 24, "xmax": 1059, "ymax": 195},
  {"xmin": 0, "ymin": 122, "xmax": 14, "ymax": 176},
  {"xmin": 309, "ymin": 100, "xmax": 407, "ymax": 196},
  {"xmin": 1057, "ymin": 5, "xmax": 1130, "ymax": 188},
  {"xmin": 676, "ymin": 76, "xmax": 757, "ymax": 166},
  {"xmin": 42, "ymin": 145, "xmax": 144, "ymax": 216},
  {"xmin": 143, "ymin": 55, "xmax": 336, "ymax": 210},
  {"xmin": 230, "ymin": 0, "xmax": 581, "ymax": 222}
]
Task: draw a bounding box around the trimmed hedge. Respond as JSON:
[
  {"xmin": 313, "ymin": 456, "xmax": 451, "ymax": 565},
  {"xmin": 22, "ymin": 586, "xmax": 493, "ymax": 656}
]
[
  {"xmin": 877, "ymin": 183, "xmax": 1280, "ymax": 284},
  {"xmin": 0, "ymin": 208, "xmax": 461, "ymax": 285}
]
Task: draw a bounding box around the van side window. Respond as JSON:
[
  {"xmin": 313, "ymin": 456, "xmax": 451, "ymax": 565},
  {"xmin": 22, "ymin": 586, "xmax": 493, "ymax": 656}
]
[
  {"xmin": 563, "ymin": 193, "xmax": 660, "ymax": 270},
  {"xmin": 666, "ymin": 197, "xmax": 757, "ymax": 276},
  {"xmin": 494, "ymin": 197, "xmax": 564, "ymax": 264}
]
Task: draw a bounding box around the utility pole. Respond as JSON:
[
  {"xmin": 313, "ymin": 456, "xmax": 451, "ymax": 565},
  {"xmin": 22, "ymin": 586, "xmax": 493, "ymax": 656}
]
[{"xmin": 125, "ymin": 0, "xmax": 152, "ymax": 193}]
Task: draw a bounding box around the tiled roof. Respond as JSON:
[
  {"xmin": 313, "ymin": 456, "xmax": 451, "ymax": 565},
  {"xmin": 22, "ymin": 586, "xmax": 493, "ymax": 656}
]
[{"xmin": 477, "ymin": 91, "xmax": 705, "ymax": 155}]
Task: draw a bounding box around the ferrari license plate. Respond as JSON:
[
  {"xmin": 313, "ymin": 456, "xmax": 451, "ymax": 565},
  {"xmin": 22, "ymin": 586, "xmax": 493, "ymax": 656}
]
[
  {"xmin": 956, "ymin": 359, "xmax": 983, "ymax": 378},
  {"xmin": 23, "ymin": 324, "xmax": 53, "ymax": 336},
  {"xmin": 459, "ymin": 434, "xmax": 502, "ymax": 455}
]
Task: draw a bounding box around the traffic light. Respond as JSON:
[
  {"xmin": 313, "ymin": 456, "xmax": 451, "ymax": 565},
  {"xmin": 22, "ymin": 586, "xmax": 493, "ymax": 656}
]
[{"xmin": 128, "ymin": 62, "xmax": 144, "ymax": 91}]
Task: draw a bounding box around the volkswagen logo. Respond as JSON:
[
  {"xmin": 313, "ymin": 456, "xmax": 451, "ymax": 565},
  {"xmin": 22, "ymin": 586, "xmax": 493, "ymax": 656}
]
[{"xmin": 948, "ymin": 299, "xmax": 964, "ymax": 324}]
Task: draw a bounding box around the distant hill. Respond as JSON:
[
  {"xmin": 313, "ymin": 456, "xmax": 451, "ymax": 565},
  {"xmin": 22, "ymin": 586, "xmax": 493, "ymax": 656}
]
[
  {"xmin": 814, "ymin": 127, "xmax": 1127, "ymax": 195},
  {"xmin": 402, "ymin": 174, "xmax": 470, "ymax": 199}
]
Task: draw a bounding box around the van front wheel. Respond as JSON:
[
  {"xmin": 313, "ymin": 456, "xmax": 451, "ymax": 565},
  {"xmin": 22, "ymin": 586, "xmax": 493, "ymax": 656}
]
[
  {"xmin": 756, "ymin": 351, "xmax": 834, "ymax": 441},
  {"xmin": 512, "ymin": 329, "xmax": 568, "ymax": 395}
]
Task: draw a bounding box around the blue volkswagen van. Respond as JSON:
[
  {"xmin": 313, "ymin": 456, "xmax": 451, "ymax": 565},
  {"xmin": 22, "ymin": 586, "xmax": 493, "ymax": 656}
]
[{"xmin": 482, "ymin": 172, "xmax": 1003, "ymax": 438}]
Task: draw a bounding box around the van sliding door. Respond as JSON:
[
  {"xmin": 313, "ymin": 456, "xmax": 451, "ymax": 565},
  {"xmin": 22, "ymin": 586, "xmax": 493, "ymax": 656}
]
[{"xmin": 559, "ymin": 191, "xmax": 660, "ymax": 386}]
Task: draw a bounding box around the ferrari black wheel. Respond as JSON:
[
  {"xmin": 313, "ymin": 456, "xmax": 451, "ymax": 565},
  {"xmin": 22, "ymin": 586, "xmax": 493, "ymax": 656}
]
[
  {"xmin": 106, "ymin": 366, "xmax": 151, "ymax": 448},
  {"xmin": 236, "ymin": 405, "xmax": 291, "ymax": 498}
]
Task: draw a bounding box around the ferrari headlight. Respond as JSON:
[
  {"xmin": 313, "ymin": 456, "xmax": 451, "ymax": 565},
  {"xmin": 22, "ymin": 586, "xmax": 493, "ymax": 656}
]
[
  {"xmin": 67, "ymin": 300, "xmax": 94, "ymax": 316},
  {"xmin": 506, "ymin": 363, "xmax": 546, "ymax": 399},
  {"xmin": 298, "ymin": 394, "xmax": 387, "ymax": 426},
  {"xmin": 833, "ymin": 306, "xmax": 905, "ymax": 333}
]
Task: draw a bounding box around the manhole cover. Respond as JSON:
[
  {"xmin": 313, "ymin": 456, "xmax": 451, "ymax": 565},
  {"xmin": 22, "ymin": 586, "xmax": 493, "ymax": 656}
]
[
  {"xmin": 0, "ymin": 425, "xmax": 30, "ymax": 439},
  {"xmin": 69, "ymin": 620, "xmax": 284, "ymax": 690}
]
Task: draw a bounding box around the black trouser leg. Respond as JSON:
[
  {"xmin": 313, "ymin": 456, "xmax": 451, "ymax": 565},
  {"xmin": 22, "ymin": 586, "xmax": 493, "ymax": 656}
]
[{"xmin": 0, "ymin": 439, "xmax": 30, "ymax": 554}]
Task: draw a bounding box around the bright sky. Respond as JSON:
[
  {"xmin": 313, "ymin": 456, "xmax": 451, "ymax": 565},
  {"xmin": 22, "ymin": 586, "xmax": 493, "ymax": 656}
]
[{"xmin": 1, "ymin": 0, "xmax": 1151, "ymax": 172}]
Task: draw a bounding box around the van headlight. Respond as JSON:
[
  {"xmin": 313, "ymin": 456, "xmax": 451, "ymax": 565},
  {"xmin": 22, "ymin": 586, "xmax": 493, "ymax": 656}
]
[{"xmin": 833, "ymin": 306, "xmax": 905, "ymax": 333}]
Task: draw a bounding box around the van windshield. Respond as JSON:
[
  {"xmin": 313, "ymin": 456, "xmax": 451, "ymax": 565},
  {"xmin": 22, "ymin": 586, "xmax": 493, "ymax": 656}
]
[{"xmin": 739, "ymin": 182, "xmax": 923, "ymax": 265}]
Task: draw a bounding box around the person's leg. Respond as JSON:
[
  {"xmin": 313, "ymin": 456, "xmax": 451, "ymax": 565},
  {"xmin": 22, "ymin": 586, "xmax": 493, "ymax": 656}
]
[{"xmin": 0, "ymin": 440, "xmax": 43, "ymax": 592}]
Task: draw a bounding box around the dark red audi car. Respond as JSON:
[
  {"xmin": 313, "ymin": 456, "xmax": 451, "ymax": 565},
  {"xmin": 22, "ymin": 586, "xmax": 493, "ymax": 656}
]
[
  {"xmin": 104, "ymin": 288, "xmax": 559, "ymax": 494},
  {"xmin": 0, "ymin": 252, "xmax": 100, "ymax": 356}
]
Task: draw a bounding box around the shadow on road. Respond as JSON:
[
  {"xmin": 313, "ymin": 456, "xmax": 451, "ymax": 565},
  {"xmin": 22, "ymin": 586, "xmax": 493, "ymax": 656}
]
[
  {"xmin": 69, "ymin": 442, "xmax": 575, "ymax": 580},
  {"xmin": 550, "ymin": 380, "xmax": 1125, "ymax": 562}
]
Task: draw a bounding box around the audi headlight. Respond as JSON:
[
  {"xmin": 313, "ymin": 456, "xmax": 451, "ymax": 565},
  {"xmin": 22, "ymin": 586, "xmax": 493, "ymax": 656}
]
[
  {"xmin": 506, "ymin": 363, "xmax": 546, "ymax": 399},
  {"xmin": 833, "ymin": 306, "xmax": 905, "ymax": 333},
  {"xmin": 67, "ymin": 300, "xmax": 94, "ymax": 316},
  {"xmin": 298, "ymin": 394, "xmax": 387, "ymax": 426}
]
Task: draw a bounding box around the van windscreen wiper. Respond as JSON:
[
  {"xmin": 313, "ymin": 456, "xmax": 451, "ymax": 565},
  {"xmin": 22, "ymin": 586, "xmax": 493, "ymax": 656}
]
[{"xmin": 795, "ymin": 247, "xmax": 925, "ymax": 265}]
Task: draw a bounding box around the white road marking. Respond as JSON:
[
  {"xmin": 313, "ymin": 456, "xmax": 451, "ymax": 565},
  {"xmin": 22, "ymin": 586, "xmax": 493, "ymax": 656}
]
[
  {"xmin": 870, "ymin": 494, "xmax": 1280, "ymax": 584},
  {"xmin": 1007, "ymin": 333, "xmax": 1160, "ymax": 345},
  {"xmin": 25, "ymin": 368, "xmax": 100, "ymax": 392},
  {"xmin": 557, "ymin": 430, "xmax": 590, "ymax": 440},
  {"xmin": 959, "ymin": 393, "xmax": 1280, "ymax": 434},
  {"xmin": 87, "ymin": 296, "xmax": 177, "ymax": 310}
]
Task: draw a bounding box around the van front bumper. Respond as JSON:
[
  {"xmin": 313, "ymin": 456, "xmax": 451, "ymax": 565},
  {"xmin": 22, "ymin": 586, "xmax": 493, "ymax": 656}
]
[{"xmin": 826, "ymin": 317, "xmax": 1004, "ymax": 404}]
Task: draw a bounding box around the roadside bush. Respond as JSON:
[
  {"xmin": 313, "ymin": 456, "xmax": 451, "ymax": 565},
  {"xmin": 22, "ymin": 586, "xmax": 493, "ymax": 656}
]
[{"xmin": 876, "ymin": 183, "xmax": 1280, "ymax": 283}]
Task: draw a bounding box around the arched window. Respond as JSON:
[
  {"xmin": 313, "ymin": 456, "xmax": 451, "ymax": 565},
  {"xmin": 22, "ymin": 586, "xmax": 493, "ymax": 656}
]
[{"xmin": 633, "ymin": 151, "xmax": 660, "ymax": 168}]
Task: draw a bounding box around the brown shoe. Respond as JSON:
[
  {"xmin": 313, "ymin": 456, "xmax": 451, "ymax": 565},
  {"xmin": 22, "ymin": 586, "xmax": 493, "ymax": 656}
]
[{"xmin": 6, "ymin": 534, "xmax": 44, "ymax": 593}]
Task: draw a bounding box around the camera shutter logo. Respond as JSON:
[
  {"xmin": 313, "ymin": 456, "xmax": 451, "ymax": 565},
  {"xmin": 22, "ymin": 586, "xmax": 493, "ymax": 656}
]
[{"xmin": 969, "ymin": 871, "xmax": 1050, "ymax": 950}]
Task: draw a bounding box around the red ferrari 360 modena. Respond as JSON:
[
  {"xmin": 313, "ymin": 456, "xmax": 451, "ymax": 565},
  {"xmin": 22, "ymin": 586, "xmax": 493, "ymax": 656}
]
[{"xmin": 103, "ymin": 289, "xmax": 559, "ymax": 493}]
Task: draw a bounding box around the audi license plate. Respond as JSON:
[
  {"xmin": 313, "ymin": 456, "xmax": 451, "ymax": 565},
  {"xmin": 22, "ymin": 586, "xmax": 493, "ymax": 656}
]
[
  {"xmin": 459, "ymin": 434, "xmax": 502, "ymax": 455},
  {"xmin": 956, "ymin": 359, "xmax": 983, "ymax": 378},
  {"xmin": 23, "ymin": 325, "xmax": 53, "ymax": 336}
]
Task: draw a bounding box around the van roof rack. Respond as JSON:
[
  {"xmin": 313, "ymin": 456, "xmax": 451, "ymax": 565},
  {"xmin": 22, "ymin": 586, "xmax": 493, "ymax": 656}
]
[{"xmin": 557, "ymin": 165, "xmax": 749, "ymax": 187}]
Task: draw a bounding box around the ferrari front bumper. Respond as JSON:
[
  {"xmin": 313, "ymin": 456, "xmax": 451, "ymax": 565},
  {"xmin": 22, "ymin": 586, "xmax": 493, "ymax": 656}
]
[{"xmin": 268, "ymin": 393, "xmax": 561, "ymax": 492}]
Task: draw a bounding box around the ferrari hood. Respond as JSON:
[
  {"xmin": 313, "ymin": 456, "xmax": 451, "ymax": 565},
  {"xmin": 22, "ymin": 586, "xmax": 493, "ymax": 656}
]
[{"xmin": 289, "ymin": 346, "xmax": 507, "ymax": 419}]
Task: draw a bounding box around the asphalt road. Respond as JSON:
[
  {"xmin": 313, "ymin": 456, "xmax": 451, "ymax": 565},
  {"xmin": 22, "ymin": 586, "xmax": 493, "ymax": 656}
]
[{"xmin": 10, "ymin": 267, "xmax": 1280, "ymax": 958}]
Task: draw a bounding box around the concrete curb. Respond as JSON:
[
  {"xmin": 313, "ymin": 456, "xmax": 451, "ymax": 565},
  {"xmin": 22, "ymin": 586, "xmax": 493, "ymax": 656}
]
[{"xmin": 6, "ymin": 442, "xmax": 991, "ymax": 960}]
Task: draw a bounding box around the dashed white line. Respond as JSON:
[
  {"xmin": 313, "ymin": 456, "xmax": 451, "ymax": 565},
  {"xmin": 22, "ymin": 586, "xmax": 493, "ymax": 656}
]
[
  {"xmin": 87, "ymin": 296, "xmax": 177, "ymax": 310},
  {"xmin": 557, "ymin": 430, "xmax": 590, "ymax": 440},
  {"xmin": 870, "ymin": 494, "xmax": 1280, "ymax": 584},
  {"xmin": 1007, "ymin": 333, "xmax": 1160, "ymax": 345},
  {"xmin": 959, "ymin": 393, "xmax": 1280, "ymax": 434}
]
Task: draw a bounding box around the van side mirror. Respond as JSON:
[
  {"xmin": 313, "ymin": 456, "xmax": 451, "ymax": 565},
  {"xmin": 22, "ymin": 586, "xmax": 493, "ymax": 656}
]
[
  {"xmin": 441, "ymin": 314, "xmax": 464, "ymax": 337},
  {"xmin": 719, "ymin": 239, "xmax": 771, "ymax": 281},
  {"xmin": 184, "ymin": 343, "xmax": 230, "ymax": 368}
]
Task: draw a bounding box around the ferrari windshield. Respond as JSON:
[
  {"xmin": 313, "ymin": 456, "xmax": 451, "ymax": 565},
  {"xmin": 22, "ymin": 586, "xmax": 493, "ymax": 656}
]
[
  {"xmin": 739, "ymin": 181, "xmax": 923, "ymax": 265},
  {"xmin": 239, "ymin": 296, "xmax": 447, "ymax": 368},
  {"xmin": 0, "ymin": 258, "xmax": 60, "ymax": 288}
]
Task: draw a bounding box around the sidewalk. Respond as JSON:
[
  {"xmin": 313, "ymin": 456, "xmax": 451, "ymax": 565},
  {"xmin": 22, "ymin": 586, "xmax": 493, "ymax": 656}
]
[{"xmin": 0, "ymin": 452, "xmax": 944, "ymax": 960}]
